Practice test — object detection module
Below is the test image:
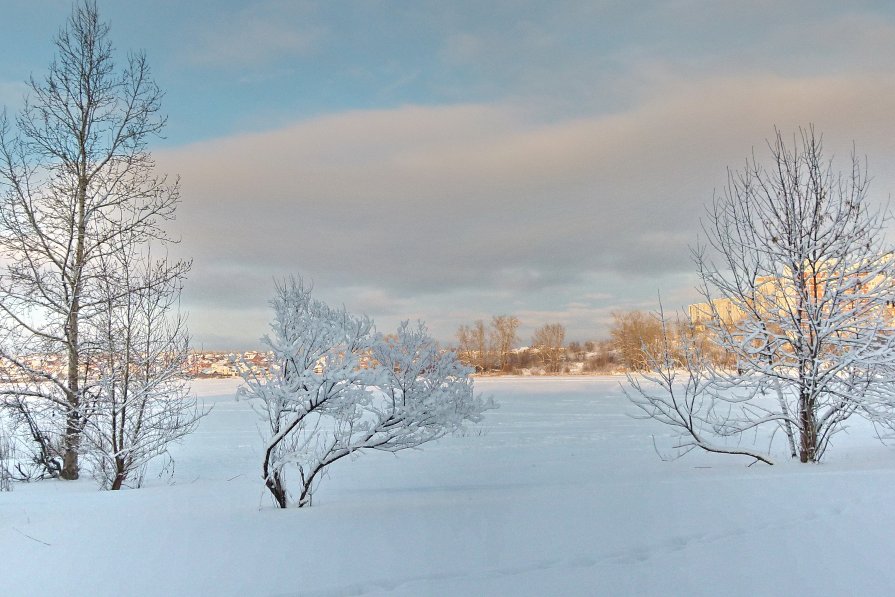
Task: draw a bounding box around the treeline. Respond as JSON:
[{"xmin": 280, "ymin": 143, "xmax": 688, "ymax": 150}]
[
  {"xmin": 609, "ymin": 310, "xmax": 732, "ymax": 371},
  {"xmin": 453, "ymin": 310, "xmax": 727, "ymax": 375},
  {"xmin": 455, "ymin": 316, "xmax": 564, "ymax": 374},
  {"xmin": 454, "ymin": 315, "xmax": 612, "ymax": 375}
]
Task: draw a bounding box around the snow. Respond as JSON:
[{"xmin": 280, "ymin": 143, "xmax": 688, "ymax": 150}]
[{"xmin": 3, "ymin": 376, "xmax": 895, "ymax": 596}]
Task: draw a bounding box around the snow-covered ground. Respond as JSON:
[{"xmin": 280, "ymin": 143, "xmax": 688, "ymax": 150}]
[{"xmin": 3, "ymin": 376, "xmax": 895, "ymax": 596}]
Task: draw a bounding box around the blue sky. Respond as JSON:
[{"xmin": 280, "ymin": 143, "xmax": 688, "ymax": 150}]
[{"xmin": 3, "ymin": 1, "xmax": 895, "ymax": 348}]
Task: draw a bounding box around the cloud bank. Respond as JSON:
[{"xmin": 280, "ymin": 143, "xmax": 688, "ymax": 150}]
[{"xmin": 158, "ymin": 72, "xmax": 895, "ymax": 347}]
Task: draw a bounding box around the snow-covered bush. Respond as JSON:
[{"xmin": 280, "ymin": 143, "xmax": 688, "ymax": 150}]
[{"xmin": 239, "ymin": 278, "xmax": 494, "ymax": 507}]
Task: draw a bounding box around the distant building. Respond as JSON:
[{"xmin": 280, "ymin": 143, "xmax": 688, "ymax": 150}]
[{"xmin": 689, "ymin": 258, "xmax": 895, "ymax": 327}]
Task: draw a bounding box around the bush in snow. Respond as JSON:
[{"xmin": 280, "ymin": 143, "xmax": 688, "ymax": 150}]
[{"xmin": 239, "ymin": 277, "xmax": 494, "ymax": 507}]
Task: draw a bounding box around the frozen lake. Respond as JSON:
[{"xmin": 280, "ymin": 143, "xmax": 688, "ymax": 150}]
[{"xmin": 3, "ymin": 376, "xmax": 895, "ymax": 596}]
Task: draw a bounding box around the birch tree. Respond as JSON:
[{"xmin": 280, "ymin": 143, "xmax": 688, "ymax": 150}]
[
  {"xmin": 629, "ymin": 127, "xmax": 895, "ymax": 464},
  {"xmin": 239, "ymin": 278, "xmax": 494, "ymax": 508},
  {"xmin": 0, "ymin": 1, "xmax": 187, "ymax": 480}
]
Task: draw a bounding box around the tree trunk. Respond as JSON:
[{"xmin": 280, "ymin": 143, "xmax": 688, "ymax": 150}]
[
  {"xmin": 798, "ymin": 392, "xmax": 817, "ymax": 463},
  {"xmin": 60, "ymin": 347, "xmax": 81, "ymax": 480},
  {"xmin": 60, "ymin": 161, "xmax": 88, "ymax": 480},
  {"xmin": 266, "ymin": 470, "xmax": 288, "ymax": 508},
  {"xmin": 60, "ymin": 304, "xmax": 82, "ymax": 481},
  {"xmin": 297, "ymin": 474, "xmax": 316, "ymax": 508},
  {"xmin": 111, "ymin": 458, "xmax": 126, "ymax": 490},
  {"xmin": 60, "ymin": 422, "xmax": 80, "ymax": 480},
  {"xmin": 111, "ymin": 473, "xmax": 124, "ymax": 491}
]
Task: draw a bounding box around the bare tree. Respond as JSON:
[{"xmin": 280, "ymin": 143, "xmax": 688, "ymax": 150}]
[
  {"xmin": 456, "ymin": 324, "xmax": 473, "ymax": 366},
  {"xmin": 456, "ymin": 319, "xmax": 488, "ymax": 372},
  {"xmin": 610, "ymin": 310, "xmax": 663, "ymax": 371},
  {"xmin": 471, "ymin": 319, "xmax": 488, "ymax": 372},
  {"xmin": 626, "ymin": 305, "xmax": 773, "ymax": 465},
  {"xmin": 490, "ymin": 315, "xmax": 519, "ymax": 372},
  {"xmin": 630, "ymin": 127, "xmax": 895, "ymax": 464},
  {"xmin": 81, "ymin": 247, "xmax": 201, "ymax": 490},
  {"xmin": 0, "ymin": 1, "xmax": 185, "ymax": 480},
  {"xmin": 532, "ymin": 323, "xmax": 566, "ymax": 373},
  {"xmin": 239, "ymin": 278, "xmax": 494, "ymax": 508}
]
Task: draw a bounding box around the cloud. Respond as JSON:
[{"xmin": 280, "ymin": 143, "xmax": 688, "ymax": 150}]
[
  {"xmin": 424, "ymin": 3, "xmax": 895, "ymax": 122},
  {"xmin": 157, "ymin": 71, "xmax": 895, "ymax": 347},
  {"xmin": 5, "ymin": 1, "xmax": 895, "ymax": 349}
]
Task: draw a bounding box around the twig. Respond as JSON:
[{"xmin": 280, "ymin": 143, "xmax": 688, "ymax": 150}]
[{"xmin": 12, "ymin": 527, "xmax": 51, "ymax": 546}]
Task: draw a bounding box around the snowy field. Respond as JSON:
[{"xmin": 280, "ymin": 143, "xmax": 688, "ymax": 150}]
[{"xmin": 3, "ymin": 376, "xmax": 895, "ymax": 596}]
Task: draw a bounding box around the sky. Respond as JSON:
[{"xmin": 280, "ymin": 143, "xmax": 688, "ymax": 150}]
[{"xmin": 2, "ymin": 1, "xmax": 895, "ymax": 349}]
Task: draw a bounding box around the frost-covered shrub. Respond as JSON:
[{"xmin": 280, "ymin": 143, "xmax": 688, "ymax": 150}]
[{"xmin": 239, "ymin": 278, "xmax": 494, "ymax": 507}]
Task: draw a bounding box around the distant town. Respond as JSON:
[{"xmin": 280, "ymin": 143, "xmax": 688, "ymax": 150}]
[
  {"xmin": 187, "ymin": 351, "xmax": 271, "ymax": 378},
  {"xmin": 5, "ymin": 343, "xmax": 630, "ymax": 383},
  {"xmin": 4, "ymin": 351, "xmax": 273, "ymax": 382}
]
